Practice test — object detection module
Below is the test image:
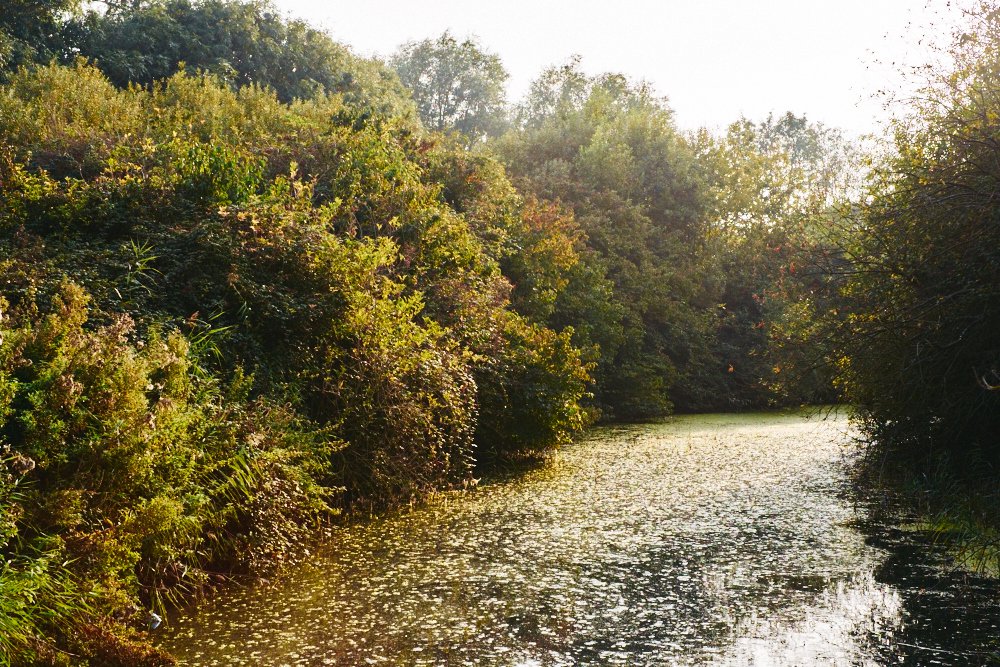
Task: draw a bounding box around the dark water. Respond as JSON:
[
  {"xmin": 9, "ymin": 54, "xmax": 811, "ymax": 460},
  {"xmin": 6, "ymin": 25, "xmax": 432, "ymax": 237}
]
[{"xmin": 158, "ymin": 412, "xmax": 1000, "ymax": 665}]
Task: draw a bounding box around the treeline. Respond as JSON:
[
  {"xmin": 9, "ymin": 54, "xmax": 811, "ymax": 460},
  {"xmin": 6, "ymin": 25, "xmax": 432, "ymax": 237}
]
[
  {"xmin": 392, "ymin": 38, "xmax": 850, "ymax": 416},
  {"xmin": 0, "ymin": 5, "xmax": 598, "ymax": 663},
  {"xmin": 819, "ymin": 3, "xmax": 1000, "ymax": 548},
  {"xmin": 0, "ymin": 0, "xmax": 929, "ymax": 664}
]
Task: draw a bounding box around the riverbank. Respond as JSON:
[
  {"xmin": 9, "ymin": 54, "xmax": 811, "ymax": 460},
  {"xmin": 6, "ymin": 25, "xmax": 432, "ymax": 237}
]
[{"xmin": 862, "ymin": 468, "xmax": 1000, "ymax": 580}]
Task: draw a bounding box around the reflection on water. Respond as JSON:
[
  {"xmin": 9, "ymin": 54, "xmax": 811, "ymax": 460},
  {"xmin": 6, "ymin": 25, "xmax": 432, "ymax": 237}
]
[{"xmin": 159, "ymin": 412, "xmax": 1000, "ymax": 665}]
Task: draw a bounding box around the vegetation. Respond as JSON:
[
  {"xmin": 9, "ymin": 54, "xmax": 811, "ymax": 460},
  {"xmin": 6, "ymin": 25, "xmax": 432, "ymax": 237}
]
[
  {"xmin": 493, "ymin": 62, "xmax": 849, "ymax": 417},
  {"xmin": 3, "ymin": 0, "xmax": 999, "ymax": 662},
  {"xmin": 830, "ymin": 3, "xmax": 1000, "ymax": 470},
  {"xmin": 823, "ymin": 2, "xmax": 1000, "ymax": 567},
  {"xmin": 392, "ymin": 31, "xmax": 509, "ymax": 142},
  {"xmin": 0, "ymin": 27, "xmax": 589, "ymax": 665},
  {"xmin": 0, "ymin": 0, "xmax": 78, "ymax": 74}
]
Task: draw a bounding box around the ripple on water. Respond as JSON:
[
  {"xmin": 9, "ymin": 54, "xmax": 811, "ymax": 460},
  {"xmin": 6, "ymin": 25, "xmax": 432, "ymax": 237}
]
[{"xmin": 158, "ymin": 411, "xmax": 1000, "ymax": 666}]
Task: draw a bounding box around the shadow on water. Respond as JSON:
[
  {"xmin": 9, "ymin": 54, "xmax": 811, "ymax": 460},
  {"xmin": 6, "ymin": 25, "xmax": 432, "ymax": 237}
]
[
  {"xmin": 852, "ymin": 521, "xmax": 1000, "ymax": 665},
  {"xmin": 157, "ymin": 411, "xmax": 1000, "ymax": 666}
]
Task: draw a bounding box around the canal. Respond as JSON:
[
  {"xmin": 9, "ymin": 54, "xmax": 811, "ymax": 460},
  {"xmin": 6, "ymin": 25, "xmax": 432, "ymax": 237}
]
[{"xmin": 159, "ymin": 411, "xmax": 1000, "ymax": 665}]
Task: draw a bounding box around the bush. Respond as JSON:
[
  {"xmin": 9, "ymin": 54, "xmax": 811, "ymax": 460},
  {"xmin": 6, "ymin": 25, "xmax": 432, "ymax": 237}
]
[
  {"xmin": 832, "ymin": 5, "xmax": 1000, "ymax": 470},
  {"xmin": 0, "ymin": 61, "xmax": 592, "ymax": 662},
  {"xmin": 476, "ymin": 315, "xmax": 591, "ymax": 461}
]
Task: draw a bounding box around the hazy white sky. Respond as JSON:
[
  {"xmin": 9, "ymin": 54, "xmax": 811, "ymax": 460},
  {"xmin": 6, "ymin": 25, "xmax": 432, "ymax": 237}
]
[{"xmin": 275, "ymin": 0, "xmax": 961, "ymax": 135}]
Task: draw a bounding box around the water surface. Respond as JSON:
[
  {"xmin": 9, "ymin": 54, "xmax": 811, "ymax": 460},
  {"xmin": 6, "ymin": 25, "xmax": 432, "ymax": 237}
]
[{"xmin": 160, "ymin": 411, "xmax": 1000, "ymax": 665}]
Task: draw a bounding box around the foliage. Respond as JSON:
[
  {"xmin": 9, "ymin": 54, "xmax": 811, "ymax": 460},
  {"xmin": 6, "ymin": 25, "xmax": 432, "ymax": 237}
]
[
  {"xmin": 392, "ymin": 31, "xmax": 509, "ymax": 141},
  {"xmin": 494, "ymin": 63, "xmax": 722, "ymax": 417},
  {"xmin": 829, "ymin": 3, "xmax": 1000, "ymax": 470},
  {"xmin": 0, "ymin": 58, "xmax": 591, "ymax": 663},
  {"xmin": 1, "ymin": 0, "xmax": 415, "ymax": 119},
  {"xmin": 0, "ymin": 0, "xmax": 79, "ymax": 76},
  {"xmin": 497, "ymin": 61, "xmax": 858, "ymax": 417},
  {"xmin": 475, "ymin": 316, "xmax": 592, "ymax": 462},
  {"xmin": 694, "ymin": 114, "xmax": 855, "ymax": 407}
]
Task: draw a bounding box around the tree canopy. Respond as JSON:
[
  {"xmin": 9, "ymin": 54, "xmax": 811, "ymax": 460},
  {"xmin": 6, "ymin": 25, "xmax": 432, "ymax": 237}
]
[
  {"xmin": 391, "ymin": 31, "xmax": 509, "ymax": 141},
  {"xmin": 826, "ymin": 2, "xmax": 1000, "ymax": 471},
  {"xmin": 0, "ymin": 0, "xmax": 79, "ymax": 73}
]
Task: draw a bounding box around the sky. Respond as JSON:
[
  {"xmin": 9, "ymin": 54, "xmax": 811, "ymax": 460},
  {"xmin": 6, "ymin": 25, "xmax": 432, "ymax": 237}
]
[{"xmin": 274, "ymin": 0, "xmax": 963, "ymax": 136}]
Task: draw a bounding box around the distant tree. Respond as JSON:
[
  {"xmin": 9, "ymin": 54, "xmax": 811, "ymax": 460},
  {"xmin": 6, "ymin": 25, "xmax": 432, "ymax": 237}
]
[
  {"xmin": 68, "ymin": 0, "xmax": 414, "ymax": 114},
  {"xmin": 514, "ymin": 55, "xmax": 591, "ymax": 124},
  {"xmin": 0, "ymin": 0, "xmax": 78, "ymax": 74},
  {"xmin": 391, "ymin": 31, "xmax": 509, "ymax": 141},
  {"xmin": 494, "ymin": 64, "xmax": 716, "ymax": 417},
  {"xmin": 514, "ymin": 56, "xmax": 661, "ymax": 128},
  {"xmin": 694, "ymin": 114, "xmax": 856, "ymax": 406}
]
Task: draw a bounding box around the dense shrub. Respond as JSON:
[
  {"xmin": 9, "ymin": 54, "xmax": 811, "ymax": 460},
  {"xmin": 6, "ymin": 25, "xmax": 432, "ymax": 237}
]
[
  {"xmin": 830, "ymin": 6, "xmax": 1000, "ymax": 470},
  {"xmin": 0, "ymin": 283, "xmax": 337, "ymax": 665},
  {"xmin": 475, "ymin": 316, "xmax": 591, "ymax": 462},
  {"xmin": 0, "ymin": 62, "xmax": 591, "ymax": 663}
]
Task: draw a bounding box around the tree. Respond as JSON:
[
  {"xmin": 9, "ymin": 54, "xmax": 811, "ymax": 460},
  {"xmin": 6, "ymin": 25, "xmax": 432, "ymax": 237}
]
[
  {"xmin": 494, "ymin": 62, "xmax": 717, "ymax": 418},
  {"xmin": 691, "ymin": 114, "xmax": 856, "ymax": 407},
  {"xmin": 68, "ymin": 0, "xmax": 415, "ymax": 114},
  {"xmin": 0, "ymin": 0, "xmax": 78, "ymax": 75},
  {"xmin": 828, "ymin": 1, "xmax": 1000, "ymax": 470},
  {"xmin": 391, "ymin": 31, "xmax": 509, "ymax": 141},
  {"xmin": 514, "ymin": 55, "xmax": 591, "ymax": 125}
]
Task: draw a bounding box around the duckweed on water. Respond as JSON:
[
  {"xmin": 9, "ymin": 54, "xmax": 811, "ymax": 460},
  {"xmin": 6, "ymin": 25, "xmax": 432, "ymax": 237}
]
[{"xmin": 160, "ymin": 412, "xmax": 1000, "ymax": 666}]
